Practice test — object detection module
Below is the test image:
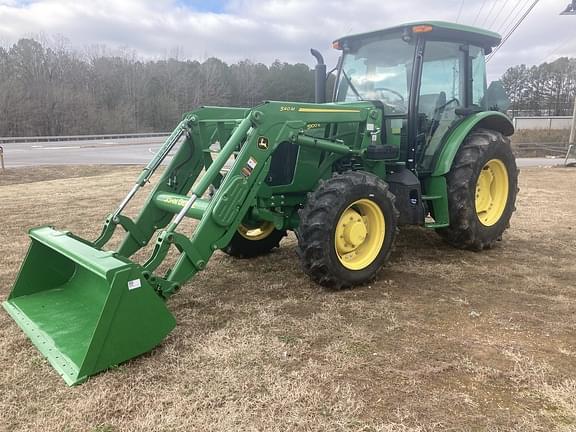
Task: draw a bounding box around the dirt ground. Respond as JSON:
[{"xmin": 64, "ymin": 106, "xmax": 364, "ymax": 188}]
[{"xmin": 0, "ymin": 165, "xmax": 575, "ymax": 432}]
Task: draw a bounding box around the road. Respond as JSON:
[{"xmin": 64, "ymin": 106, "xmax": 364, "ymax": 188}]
[
  {"xmin": 0, "ymin": 137, "xmax": 572, "ymax": 168},
  {"xmin": 1, "ymin": 137, "xmax": 168, "ymax": 167}
]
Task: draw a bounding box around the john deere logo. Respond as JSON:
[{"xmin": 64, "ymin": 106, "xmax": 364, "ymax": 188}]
[{"xmin": 257, "ymin": 136, "xmax": 269, "ymax": 150}]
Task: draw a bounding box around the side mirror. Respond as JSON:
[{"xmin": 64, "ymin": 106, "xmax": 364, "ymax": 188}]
[{"xmin": 483, "ymin": 81, "xmax": 510, "ymax": 113}]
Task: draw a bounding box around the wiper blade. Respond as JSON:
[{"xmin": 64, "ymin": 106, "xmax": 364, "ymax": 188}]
[{"xmin": 341, "ymin": 69, "xmax": 364, "ymax": 101}]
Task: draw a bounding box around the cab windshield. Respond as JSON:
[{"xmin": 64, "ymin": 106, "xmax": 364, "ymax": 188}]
[{"xmin": 335, "ymin": 34, "xmax": 415, "ymax": 114}]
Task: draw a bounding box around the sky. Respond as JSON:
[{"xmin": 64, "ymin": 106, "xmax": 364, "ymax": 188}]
[{"xmin": 0, "ymin": 0, "xmax": 574, "ymax": 82}]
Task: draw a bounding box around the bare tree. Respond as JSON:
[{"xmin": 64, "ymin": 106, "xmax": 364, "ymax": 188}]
[{"xmin": 0, "ymin": 38, "xmax": 316, "ymax": 136}]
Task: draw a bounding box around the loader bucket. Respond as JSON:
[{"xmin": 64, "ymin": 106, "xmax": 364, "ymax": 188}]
[{"xmin": 2, "ymin": 226, "xmax": 176, "ymax": 386}]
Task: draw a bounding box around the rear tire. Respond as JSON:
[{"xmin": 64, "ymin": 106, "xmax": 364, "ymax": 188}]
[
  {"xmin": 297, "ymin": 171, "xmax": 398, "ymax": 289},
  {"xmin": 437, "ymin": 128, "xmax": 518, "ymax": 250}
]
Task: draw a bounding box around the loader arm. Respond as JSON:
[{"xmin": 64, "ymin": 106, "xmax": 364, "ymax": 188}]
[
  {"xmin": 4, "ymin": 100, "xmax": 374, "ymax": 385},
  {"xmin": 134, "ymin": 102, "xmax": 370, "ymax": 296}
]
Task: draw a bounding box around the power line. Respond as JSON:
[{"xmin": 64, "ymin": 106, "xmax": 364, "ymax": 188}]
[
  {"xmin": 486, "ymin": 1, "xmax": 509, "ymax": 30},
  {"xmin": 539, "ymin": 35, "xmax": 574, "ymax": 63},
  {"xmin": 496, "ymin": 0, "xmax": 530, "ymax": 34},
  {"xmin": 493, "ymin": 0, "xmax": 525, "ymax": 33},
  {"xmin": 480, "ymin": 0, "xmax": 499, "ymax": 27},
  {"xmin": 487, "ymin": 0, "xmax": 540, "ymax": 62},
  {"xmin": 455, "ymin": 0, "xmax": 465, "ymax": 23},
  {"xmin": 473, "ymin": 0, "xmax": 489, "ymax": 25},
  {"xmin": 486, "ymin": 0, "xmax": 541, "ymax": 62}
]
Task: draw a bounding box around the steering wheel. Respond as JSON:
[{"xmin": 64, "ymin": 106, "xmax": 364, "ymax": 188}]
[
  {"xmin": 434, "ymin": 98, "xmax": 460, "ymax": 113},
  {"xmin": 374, "ymin": 87, "xmax": 405, "ymax": 103}
]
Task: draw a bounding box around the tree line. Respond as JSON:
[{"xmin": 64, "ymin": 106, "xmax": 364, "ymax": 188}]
[
  {"xmin": 2, "ymin": 38, "xmax": 575, "ymax": 137},
  {"xmin": 0, "ymin": 38, "xmax": 316, "ymax": 137},
  {"xmin": 500, "ymin": 57, "xmax": 576, "ymax": 117}
]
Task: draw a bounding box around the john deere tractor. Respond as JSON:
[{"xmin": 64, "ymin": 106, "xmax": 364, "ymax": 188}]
[{"xmin": 4, "ymin": 21, "xmax": 518, "ymax": 385}]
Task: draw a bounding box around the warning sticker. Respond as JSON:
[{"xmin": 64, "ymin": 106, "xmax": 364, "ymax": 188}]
[
  {"xmin": 128, "ymin": 279, "xmax": 142, "ymax": 290},
  {"xmin": 257, "ymin": 136, "xmax": 269, "ymax": 150},
  {"xmin": 241, "ymin": 156, "xmax": 258, "ymax": 177}
]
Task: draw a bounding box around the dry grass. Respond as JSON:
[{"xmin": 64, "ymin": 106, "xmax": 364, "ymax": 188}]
[
  {"xmin": 511, "ymin": 129, "xmax": 570, "ymax": 144},
  {"xmin": 0, "ymin": 165, "xmax": 128, "ymax": 186},
  {"xmin": 0, "ymin": 165, "xmax": 576, "ymax": 431},
  {"xmin": 511, "ymin": 129, "xmax": 571, "ymax": 157}
]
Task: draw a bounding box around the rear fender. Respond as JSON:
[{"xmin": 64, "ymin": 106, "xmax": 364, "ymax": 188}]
[{"xmin": 431, "ymin": 111, "xmax": 514, "ymax": 177}]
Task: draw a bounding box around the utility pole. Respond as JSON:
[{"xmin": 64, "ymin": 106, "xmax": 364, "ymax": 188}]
[
  {"xmin": 559, "ymin": 3, "xmax": 575, "ymax": 145},
  {"xmin": 566, "ymin": 94, "xmax": 576, "ymax": 166},
  {"xmin": 560, "ymin": 2, "xmax": 576, "ymax": 165},
  {"xmin": 570, "ymin": 94, "xmax": 576, "ymax": 146}
]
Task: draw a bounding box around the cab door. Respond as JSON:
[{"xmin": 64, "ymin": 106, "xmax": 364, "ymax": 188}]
[{"xmin": 415, "ymin": 40, "xmax": 468, "ymax": 172}]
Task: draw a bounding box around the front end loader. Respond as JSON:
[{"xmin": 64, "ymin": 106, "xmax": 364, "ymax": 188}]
[{"xmin": 4, "ymin": 21, "xmax": 518, "ymax": 385}]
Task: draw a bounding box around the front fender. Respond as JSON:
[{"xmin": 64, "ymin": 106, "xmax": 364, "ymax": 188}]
[{"xmin": 431, "ymin": 111, "xmax": 514, "ymax": 177}]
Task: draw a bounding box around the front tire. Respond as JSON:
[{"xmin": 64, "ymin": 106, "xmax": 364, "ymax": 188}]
[
  {"xmin": 297, "ymin": 171, "xmax": 398, "ymax": 289},
  {"xmin": 438, "ymin": 128, "xmax": 518, "ymax": 250},
  {"xmin": 223, "ymin": 221, "xmax": 286, "ymax": 258}
]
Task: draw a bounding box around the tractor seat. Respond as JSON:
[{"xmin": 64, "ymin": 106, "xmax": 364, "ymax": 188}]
[{"xmin": 418, "ymin": 92, "xmax": 446, "ymax": 120}]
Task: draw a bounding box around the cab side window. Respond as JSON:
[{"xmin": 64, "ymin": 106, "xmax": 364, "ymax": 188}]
[{"xmin": 470, "ymin": 45, "xmax": 487, "ymax": 107}]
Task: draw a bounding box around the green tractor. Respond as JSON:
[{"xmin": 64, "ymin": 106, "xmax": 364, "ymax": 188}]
[{"xmin": 4, "ymin": 21, "xmax": 518, "ymax": 385}]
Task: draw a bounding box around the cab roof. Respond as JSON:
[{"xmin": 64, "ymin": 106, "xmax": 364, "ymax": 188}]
[{"xmin": 333, "ymin": 21, "xmax": 501, "ymax": 52}]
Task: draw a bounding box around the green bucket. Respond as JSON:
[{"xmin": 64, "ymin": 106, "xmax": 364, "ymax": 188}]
[{"xmin": 3, "ymin": 226, "xmax": 176, "ymax": 385}]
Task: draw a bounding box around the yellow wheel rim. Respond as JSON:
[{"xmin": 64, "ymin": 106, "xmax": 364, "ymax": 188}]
[
  {"xmin": 238, "ymin": 221, "xmax": 275, "ymax": 241},
  {"xmin": 475, "ymin": 159, "xmax": 509, "ymax": 226},
  {"xmin": 334, "ymin": 199, "xmax": 385, "ymax": 270}
]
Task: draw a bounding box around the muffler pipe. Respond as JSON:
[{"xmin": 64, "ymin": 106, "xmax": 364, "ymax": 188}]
[{"xmin": 310, "ymin": 48, "xmax": 327, "ymax": 104}]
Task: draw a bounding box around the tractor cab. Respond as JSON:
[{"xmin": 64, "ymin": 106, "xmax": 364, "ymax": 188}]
[{"xmin": 331, "ymin": 21, "xmax": 503, "ymax": 174}]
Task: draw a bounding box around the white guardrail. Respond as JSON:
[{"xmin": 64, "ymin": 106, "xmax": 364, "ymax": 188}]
[
  {"xmin": 0, "ymin": 132, "xmax": 170, "ymax": 144},
  {"xmin": 513, "ymin": 116, "xmax": 573, "ymax": 130},
  {"xmin": 514, "ymin": 142, "xmax": 569, "ymax": 154}
]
